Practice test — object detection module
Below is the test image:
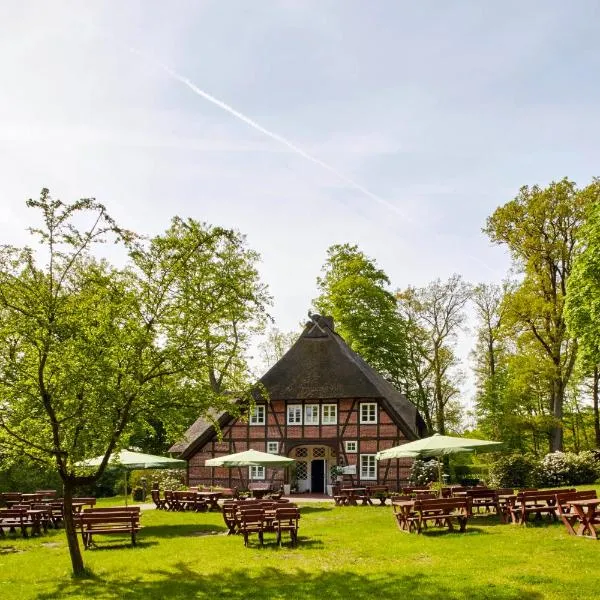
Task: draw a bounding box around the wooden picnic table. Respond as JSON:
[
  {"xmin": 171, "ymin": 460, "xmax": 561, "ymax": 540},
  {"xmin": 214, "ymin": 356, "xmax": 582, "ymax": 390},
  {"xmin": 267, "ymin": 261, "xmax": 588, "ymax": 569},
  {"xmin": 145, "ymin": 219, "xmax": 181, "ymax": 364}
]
[
  {"xmin": 195, "ymin": 491, "xmax": 222, "ymax": 511},
  {"xmin": 392, "ymin": 499, "xmax": 415, "ymax": 531},
  {"xmin": 496, "ymin": 494, "xmax": 516, "ymax": 523},
  {"xmin": 340, "ymin": 487, "xmax": 368, "ymax": 506},
  {"xmin": 567, "ymin": 498, "xmax": 600, "ymax": 539}
]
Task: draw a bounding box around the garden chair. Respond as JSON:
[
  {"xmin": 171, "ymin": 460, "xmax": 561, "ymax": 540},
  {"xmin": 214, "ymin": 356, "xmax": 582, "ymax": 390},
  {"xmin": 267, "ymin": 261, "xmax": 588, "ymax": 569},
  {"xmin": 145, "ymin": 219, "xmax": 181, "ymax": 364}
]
[
  {"xmin": 273, "ymin": 506, "xmax": 300, "ymax": 546},
  {"xmin": 237, "ymin": 508, "xmax": 265, "ymax": 547}
]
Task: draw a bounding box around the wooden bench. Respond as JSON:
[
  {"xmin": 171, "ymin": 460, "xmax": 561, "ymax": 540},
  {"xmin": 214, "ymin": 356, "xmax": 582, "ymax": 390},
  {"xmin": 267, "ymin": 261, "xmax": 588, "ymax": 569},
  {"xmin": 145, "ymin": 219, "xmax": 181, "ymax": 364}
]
[
  {"xmin": 78, "ymin": 507, "xmax": 141, "ymax": 549},
  {"xmin": 555, "ymin": 490, "xmax": 599, "ymax": 537},
  {"xmin": 0, "ymin": 508, "xmax": 43, "ymax": 537},
  {"xmin": 465, "ymin": 489, "xmax": 498, "ymax": 516},
  {"xmin": 0, "ymin": 492, "xmax": 23, "ymax": 508},
  {"xmin": 409, "ymin": 498, "xmax": 469, "ymax": 534},
  {"xmin": 274, "ymin": 506, "xmax": 300, "ymax": 546},
  {"xmin": 247, "ymin": 483, "xmax": 273, "ymax": 499},
  {"xmin": 366, "ymin": 486, "xmax": 389, "ymax": 505},
  {"xmin": 507, "ymin": 489, "xmax": 575, "ymax": 525},
  {"xmin": 238, "ymin": 508, "xmax": 265, "ymax": 546}
]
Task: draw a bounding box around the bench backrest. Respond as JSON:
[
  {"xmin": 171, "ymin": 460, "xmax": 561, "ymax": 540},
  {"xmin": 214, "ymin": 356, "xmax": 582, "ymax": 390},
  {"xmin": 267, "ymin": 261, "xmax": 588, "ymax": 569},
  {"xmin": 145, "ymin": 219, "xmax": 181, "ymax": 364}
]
[
  {"xmin": 72, "ymin": 497, "xmax": 97, "ymax": 505},
  {"xmin": 466, "ymin": 489, "xmax": 496, "ymax": 500},
  {"xmin": 521, "ymin": 489, "xmax": 575, "ymax": 503},
  {"xmin": 238, "ymin": 509, "xmax": 264, "ymax": 526},
  {"xmin": 83, "ymin": 506, "xmax": 140, "ymax": 514},
  {"xmin": 414, "ymin": 498, "xmax": 468, "ymax": 513},
  {"xmin": 275, "ymin": 507, "xmax": 300, "ymax": 523},
  {"xmin": 79, "ymin": 512, "xmax": 138, "ymax": 525},
  {"xmin": 248, "ymin": 483, "xmax": 272, "ymax": 491},
  {"xmin": 555, "ymin": 489, "xmax": 597, "ymax": 507},
  {"xmin": 0, "ymin": 508, "xmax": 35, "ymax": 523}
]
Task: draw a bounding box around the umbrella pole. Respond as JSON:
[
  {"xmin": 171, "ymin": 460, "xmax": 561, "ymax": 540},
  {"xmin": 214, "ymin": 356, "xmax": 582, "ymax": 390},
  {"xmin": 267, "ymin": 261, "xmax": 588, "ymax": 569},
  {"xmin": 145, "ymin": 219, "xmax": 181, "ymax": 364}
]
[{"xmin": 125, "ymin": 471, "xmax": 128, "ymax": 507}]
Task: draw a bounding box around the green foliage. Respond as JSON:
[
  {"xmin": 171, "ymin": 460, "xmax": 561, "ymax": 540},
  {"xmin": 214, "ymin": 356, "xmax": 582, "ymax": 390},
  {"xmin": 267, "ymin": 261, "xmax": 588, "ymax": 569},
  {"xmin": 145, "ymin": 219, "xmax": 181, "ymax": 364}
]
[
  {"xmin": 408, "ymin": 458, "xmax": 440, "ymax": 485},
  {"xmin": 0, "ymin": 190, "xmax": 269, "ymax": 574},
  {"xmin": 129, "ymin": 469, "xmax": 186, "ymax": 491},
  {"xmin": 483, "ymin": 178, "xmax": 598, "ymax": 451},
  {"xmin": 0, "ymin": 458, "xmax": 61, "ymax": 494},
  {"xmin": 313, "ymin": 243, "xmax": 409, "ymax": 389},
  {"xmin": 488, "ymin": 454, "xmax": 539, "ymax": 488},
  {"xmin": 489, "ymin": 450, "xmax": 600, "ymax": 488},
  {"xmin": 537, "ymin": 451, "xmax": 600, "ymax": 487},
  {"xmin": 397, "ymin": 275, "xmax": 471, "ymax": 434},
  {"xmin": 566, "ymin": 197, "xmax": 600, "ymax": 367}
]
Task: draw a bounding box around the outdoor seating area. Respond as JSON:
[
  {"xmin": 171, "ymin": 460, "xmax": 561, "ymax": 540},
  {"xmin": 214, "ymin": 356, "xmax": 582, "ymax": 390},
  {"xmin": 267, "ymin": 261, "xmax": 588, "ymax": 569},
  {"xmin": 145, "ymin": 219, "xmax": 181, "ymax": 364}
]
[
  {"xmin": 389, "ymin": 485, "xmax": 600, "ymax": 537},
  {"xmin": 0, "ymin": 491, "xmax": 99, "ymax": 538},
  {"xmin": 77, "ymin": 507, "xmax": 142, "ymax": 549},
  {"xmin": 221, "ymin": 498, "xmax": 300, "ymax": 546}
]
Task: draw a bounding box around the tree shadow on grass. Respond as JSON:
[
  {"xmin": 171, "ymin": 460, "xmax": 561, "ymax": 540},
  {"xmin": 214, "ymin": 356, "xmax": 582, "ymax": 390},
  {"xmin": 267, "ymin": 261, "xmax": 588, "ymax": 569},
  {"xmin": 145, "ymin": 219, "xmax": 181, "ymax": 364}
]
[
  {"xmin": 35, "ymin": 561, "xmax": 545, "ymax": 600},
  {"xmin": 85, "ymin": 540, "xmax": 159, "ymax": 552},
  {"xmin": 296, "ymin": 505, "xmax": 334, "ymax": 515},
  {"xmin": 142, "ymin": 523, "xmax": 227, "ymax": 538}
]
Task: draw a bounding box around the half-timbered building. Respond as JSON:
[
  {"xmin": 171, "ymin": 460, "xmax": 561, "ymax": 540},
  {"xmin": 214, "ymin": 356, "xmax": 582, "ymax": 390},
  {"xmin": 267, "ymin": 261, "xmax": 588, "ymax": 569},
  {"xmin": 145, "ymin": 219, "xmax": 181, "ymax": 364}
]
[{"xmin": 170, "ymin": 315, "xmax": 425, "ymax": 493}]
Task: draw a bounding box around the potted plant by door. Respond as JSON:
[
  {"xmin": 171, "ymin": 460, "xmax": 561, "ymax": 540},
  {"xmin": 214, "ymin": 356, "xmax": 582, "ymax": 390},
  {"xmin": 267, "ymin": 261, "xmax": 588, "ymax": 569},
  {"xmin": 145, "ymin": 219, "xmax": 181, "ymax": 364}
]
[
  {"xmin": 284, "ymin": 463, "xmax": 297, "ymax": 495},
  {"xmin": 329, "ymin": 465, "xmax": 344, "ymax": 495}
]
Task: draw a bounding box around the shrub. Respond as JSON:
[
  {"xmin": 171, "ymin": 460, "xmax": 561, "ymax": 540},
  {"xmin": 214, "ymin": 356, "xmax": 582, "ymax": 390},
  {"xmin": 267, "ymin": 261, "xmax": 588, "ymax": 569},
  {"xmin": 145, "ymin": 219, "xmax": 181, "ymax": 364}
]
[
  {"xmin": 488, "ymin": 454, "xmax": 538, "ymax": 488},
  {"xmin": 537, "ymin": 452, "xmax": 570, "ymax": 487},
  {"xmin": 132, "ymin": 486, "xmax": 146, "ymax": 502},
  {"xmin": 130, "ymin": 469, "xmax": 186, "ymax": 491},
  {"xmin": 408, "ymin": 459, "xmax": 441, "ymax": 485},
  {"xmin": 564, "ymin": 451, "xmax": 600, "ymax": 485}
]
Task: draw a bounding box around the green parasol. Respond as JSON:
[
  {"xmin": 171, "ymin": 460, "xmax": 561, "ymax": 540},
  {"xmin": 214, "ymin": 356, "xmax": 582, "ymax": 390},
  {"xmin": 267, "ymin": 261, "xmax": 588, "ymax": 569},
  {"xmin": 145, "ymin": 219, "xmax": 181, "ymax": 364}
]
[
  {"xmin": 376, "ymin": 434, "xmax": 502, "ymax": 485},
  {"xmin": 77, "ymin": 450, "xmax": 186, "ymax": 505}
]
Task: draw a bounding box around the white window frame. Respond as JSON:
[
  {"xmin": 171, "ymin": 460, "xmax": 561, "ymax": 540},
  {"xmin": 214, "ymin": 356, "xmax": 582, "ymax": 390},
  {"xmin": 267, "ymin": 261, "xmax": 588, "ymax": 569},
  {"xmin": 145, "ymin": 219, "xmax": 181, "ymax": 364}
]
[
  {"xmin": 360, "ymin": 402, "xmax": 378, "ymax": 424},
  {"xmin": 250, "ymin": 405, "xmax": 265, "ymax": 425},
  {"xmin": 322, "ymin": 403, "xmax": 337, "ymax": 425},
  {"xmin": 249, "ymin": 465, "xmax": 265, "ymax": 480},
  {"xmin": 360, "ymin": 454, "xmax": 377, "ymax": 480},
  {"xmin": 287, "ymin": 404, "xmax": 303, "ymax": 425},
  {"xmin": 344, "ymin": 440, "xmax": 358, "ymax": 453},
  {"xmin": 266, "ymin": 441, "xmax": 279, "ymax": 454},
  {"xmin": 304, "ymin": 404, "xmax": 319, "ymax": 425}
]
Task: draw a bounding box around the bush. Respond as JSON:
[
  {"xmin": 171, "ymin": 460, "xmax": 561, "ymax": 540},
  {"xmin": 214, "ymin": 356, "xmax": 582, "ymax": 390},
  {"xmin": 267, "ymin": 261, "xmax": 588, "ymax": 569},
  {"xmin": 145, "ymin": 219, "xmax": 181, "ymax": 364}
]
[
  {"xmin": 0, "ymin": 460, "xmax": 62, "ymax": 494},
  {"xmin": 537, "ymin": 452, "xmax": 570, "ymax": 487},
  {"xmin": 132, "ymin": 486, "xmax": 146, "ymax": 502},
  {"xmin": 538, "ymin": 451, "xmax": 600, "ymax": 486},
  {"xmin": 408, "ymin": 459, "xmax": 441, "ymax": 485},
  {"xmin": 130, "ymin": 469, "xmax": 186, "ymax": 491},
  {"xmin": 488, "ymin": 454, "xmax": 538, "ymax": 488},
  {"xmin": 564, "ymin": 451, "xmax": 600, "ymax": 485}
]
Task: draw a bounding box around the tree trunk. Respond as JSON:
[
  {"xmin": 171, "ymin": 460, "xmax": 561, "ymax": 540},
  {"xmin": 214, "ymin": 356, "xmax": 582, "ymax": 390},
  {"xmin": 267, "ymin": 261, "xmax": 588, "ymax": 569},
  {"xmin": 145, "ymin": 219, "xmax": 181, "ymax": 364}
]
[
  {"xmin": 550, "ymin": 379, "xmax": 564, "ymax": 452},
  {"xmin": 594, "ymin": 367, "xmax": 600, "ymax": 448},
  {"xmin": 63, "ymin": 478, "xmax": 86, "ymax": 576}
]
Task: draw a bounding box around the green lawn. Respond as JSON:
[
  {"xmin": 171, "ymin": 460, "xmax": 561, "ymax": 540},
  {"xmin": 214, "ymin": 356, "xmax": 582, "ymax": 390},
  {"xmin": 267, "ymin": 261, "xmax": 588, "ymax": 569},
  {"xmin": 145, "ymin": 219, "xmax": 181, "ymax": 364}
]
[{"xmin": 1, "ymin": 496, "xmax": 598, "ymax": 600}]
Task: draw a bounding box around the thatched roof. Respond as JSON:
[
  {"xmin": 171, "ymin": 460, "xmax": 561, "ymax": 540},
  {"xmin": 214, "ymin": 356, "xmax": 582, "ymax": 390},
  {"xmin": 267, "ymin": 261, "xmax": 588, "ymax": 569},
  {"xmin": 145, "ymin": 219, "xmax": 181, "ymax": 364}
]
[{"xmin": 170, "ymin": 315, "xmax": 425, "ymax": 458}]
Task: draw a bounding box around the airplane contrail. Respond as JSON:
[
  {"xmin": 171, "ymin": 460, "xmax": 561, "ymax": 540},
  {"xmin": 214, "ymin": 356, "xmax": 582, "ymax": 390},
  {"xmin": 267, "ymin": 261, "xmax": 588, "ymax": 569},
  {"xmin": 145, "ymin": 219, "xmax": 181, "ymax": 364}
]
[{"xmin": 130, "ymin": 48, "xmax": 409, "ymax": 220}]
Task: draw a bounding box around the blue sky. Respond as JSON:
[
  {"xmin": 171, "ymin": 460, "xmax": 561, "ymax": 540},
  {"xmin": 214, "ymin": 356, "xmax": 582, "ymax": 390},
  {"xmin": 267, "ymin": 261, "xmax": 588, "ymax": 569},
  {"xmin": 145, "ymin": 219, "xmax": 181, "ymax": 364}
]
[{"xmin": 2, "ymin": 1, "xmax": 600, "ymax": 403}]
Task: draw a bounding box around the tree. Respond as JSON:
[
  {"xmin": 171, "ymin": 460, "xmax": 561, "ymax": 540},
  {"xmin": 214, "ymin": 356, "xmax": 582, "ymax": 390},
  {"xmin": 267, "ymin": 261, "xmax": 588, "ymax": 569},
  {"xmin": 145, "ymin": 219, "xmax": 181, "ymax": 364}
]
[
  {"xmin": 484, "ymin": 178, "xmax": 597, "ymax": 451},
  {"xmin": 256, "ymin": 327, "xmax": 298, "ymax": 374},
  {"xmin": 397, "ymin": 274, "xmax": 471, "ymax": 434},
  {"xmin": 471, "ymin": 282, "xmax": 513, "ymax": 442},
  {"xmin": 0, "ymin": 190, "xmax": 268, "ymax": 575},
  {"xmin": 565, "ymin": 197, "xmax": 600, "ymax": 446},
  {"xmin": 313, "ymin": 243, "xmax": 409, "ymax": 388}
]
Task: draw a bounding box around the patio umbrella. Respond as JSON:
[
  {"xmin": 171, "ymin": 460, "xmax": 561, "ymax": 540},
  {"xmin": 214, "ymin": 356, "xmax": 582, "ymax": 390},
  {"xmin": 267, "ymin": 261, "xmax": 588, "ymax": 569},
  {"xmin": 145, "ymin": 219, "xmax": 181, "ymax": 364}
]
[
  {"xmin": 376, "ymin": 434, "xmax": 502, "ymax": 485},
  {"xmin": 77, "ymin": 450, "xmax": 186, "ymax": 505},
  {"xmin": 205, "ymin": 449, "xmax": 294, "ymax": 467}
]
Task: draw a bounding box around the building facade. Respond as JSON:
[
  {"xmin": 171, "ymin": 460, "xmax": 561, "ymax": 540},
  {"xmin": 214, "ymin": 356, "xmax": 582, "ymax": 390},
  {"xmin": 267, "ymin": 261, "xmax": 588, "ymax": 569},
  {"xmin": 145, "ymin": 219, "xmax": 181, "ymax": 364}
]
[{"xmin": 170, "ymin": 315, "xmax": 426, "ymax": 492}]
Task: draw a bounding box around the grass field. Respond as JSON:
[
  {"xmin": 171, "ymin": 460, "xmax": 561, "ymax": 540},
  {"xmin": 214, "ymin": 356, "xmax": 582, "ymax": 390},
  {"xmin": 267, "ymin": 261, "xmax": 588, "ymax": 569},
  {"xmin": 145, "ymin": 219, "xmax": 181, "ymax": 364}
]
[{"xmin": 1, "ymin": 494, "xmax": 599, "ymax": 600}]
